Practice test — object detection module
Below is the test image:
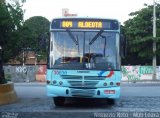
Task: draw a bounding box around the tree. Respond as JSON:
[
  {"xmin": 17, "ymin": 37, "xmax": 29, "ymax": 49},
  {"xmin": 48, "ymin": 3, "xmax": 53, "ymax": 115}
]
[
  {"xmin": 0, "ymin": 0, "xmax": 25, "ymax": 83},
  {"xmin": 0, "ymin": 0, "xmax": 25, "ymax": 63},
  {"xmin": 122, "ymin": 4, "xmax": 160, "ymax": 65},
  {"xmin": 0, "ymin": 1, "xmax": 50, "ymax": 64},
  {"xmin": 18, "ymin": 16, "xmax": 50, "ymax": 63}
]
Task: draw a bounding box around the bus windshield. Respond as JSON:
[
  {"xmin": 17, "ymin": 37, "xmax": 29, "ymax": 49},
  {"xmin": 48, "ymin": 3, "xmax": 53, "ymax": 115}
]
[{"xmin": 49, "ymin": 31, "xmax": 120, "ymax": 70}]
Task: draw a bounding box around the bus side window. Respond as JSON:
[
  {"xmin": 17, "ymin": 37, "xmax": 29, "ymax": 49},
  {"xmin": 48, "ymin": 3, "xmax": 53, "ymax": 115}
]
[{"xmin": 120, "ymin": 34, "xmax": 127, "ymax": 58}]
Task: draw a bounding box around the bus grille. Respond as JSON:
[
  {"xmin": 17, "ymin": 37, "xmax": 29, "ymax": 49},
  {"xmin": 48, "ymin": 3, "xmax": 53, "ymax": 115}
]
[
  {"xmin": 70, "ymin": 89, "xmax": 95, "ymax": 97},
  {"xmin": 68, "ymin": 81, "xmax": 98, "ymax": 87},
  {"xmin": 84, "ymin": 76, "xmax": 105, "ymax": 80},
  {"xmin": 61, "ymin": 75, "xmax": 105, "ymax": 87}
]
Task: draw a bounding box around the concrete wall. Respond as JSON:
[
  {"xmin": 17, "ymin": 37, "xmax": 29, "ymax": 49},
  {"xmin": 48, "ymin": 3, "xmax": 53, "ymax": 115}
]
[
  {"xmin": 3, "ymin": 65, "xmax": 46, "ymax": 82},
  {"xmin": 3, "ymin": 65, "xmax": 160, "ymax": 82},
  {"xmin": 122, "ymin": 66, "xmax": 160, "ymax": 81}
]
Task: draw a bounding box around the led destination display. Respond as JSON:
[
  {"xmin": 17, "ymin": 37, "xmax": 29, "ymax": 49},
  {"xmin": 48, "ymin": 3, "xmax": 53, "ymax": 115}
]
[{"xmin": 51, "ymin": 18, "xmax": 119, "ymax": 30}]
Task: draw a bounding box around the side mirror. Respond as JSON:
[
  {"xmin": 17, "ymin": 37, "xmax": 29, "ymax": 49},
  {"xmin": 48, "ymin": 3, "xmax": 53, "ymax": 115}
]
[{"xmin": 120, "ymin": 34, "xmax": 127, "ymax": 58}]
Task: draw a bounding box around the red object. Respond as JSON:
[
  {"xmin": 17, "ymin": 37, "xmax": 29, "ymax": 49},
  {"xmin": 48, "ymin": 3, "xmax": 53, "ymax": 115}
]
[
  {"xmin": 37, "ymin": 65, "xmax": 47, "ymax": 75},
  {"xmin": 104, "ymin": 90, "xmax": 115, "ymax": 94},
  {"xmin": 116, "ymin": 82, "xmax": 120, "ymax": 86},
  {"xmin": 106, "ymin": 71, "xmax": 114, "ymax": 78}
]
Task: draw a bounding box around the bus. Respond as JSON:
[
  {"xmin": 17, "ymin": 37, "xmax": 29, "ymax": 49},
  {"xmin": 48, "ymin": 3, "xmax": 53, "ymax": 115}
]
[{"xmin": 46, "ymin": 18, "xmax": 126, "ymax": 106}]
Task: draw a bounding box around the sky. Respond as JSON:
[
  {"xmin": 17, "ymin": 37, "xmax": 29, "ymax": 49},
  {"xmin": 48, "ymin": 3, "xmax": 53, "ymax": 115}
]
[{"xmin": 23, "ymin": 0, "xmax": 153, "ymax": 24}]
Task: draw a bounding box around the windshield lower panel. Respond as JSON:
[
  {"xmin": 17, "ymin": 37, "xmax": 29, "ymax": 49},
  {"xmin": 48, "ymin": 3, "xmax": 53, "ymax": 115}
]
[{"xmin": 49, "ymin": 31, "xmax": 120, "ymax": 70}]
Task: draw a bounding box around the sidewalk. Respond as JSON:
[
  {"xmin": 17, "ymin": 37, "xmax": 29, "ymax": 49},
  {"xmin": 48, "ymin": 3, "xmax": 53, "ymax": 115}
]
[
  {"xmin": 121, "ymin": 80, "xmax": 160, "ymax": 83},
  {"xmin": 14, "ymin": 81, "xmax": 46, "ymax": 86}
]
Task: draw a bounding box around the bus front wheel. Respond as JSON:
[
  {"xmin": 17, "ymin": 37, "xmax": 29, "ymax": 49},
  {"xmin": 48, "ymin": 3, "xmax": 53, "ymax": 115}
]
[{"xmin": 53, "ymin": 97, "xmax": 65, "ymax": 106}]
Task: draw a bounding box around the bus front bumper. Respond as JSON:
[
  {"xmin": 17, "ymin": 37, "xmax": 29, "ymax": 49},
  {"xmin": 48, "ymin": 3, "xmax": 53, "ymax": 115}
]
[{"xmin": 46, "ymin": 85, "xmax": 120, "ymax": 99}]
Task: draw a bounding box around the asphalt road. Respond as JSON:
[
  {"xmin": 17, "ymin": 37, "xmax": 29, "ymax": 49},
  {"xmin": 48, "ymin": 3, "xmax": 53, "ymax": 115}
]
[
  {"xmin": 14, "ymin": 82, "xmax": 160, "ymax": 98},
  {"xmin": 1, "ymin": 82, "xmax": 160, "ymax": 118}
]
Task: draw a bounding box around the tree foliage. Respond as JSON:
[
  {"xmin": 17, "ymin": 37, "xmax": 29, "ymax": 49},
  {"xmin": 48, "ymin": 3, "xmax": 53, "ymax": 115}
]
[
  {"xmin": 19, "ymin": 16, "xmax": 50, "ymax": 62},
  {"xmin": 0, "ymin": 0, "xmax": 24, "ymax": 62},
  {"xmin": 122, "ymin": 4, "xmax": 160, "ymax": 65},
  {"xmin": 0, "ymin": 1, "xmax": 50, "ymax": 63}
]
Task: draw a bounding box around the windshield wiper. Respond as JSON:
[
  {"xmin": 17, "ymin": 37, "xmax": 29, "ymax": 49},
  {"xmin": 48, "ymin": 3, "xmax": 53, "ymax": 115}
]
[
  {"xmin": 66, "ymin": 29, "xmax": 78, "ymax": 45},
  {"xmin": 100, "ymin": 35, "xmax": 107, "ymax": 56},
  {"xmin": 89, "ymin": 30, "xmax": 104, "ymax": 45}
]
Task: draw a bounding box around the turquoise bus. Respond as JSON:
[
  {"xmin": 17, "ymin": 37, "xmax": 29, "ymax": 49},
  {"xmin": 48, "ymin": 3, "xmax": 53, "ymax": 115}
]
[{"xmin": 46, "ymin": 18, "xmax": 126, "ymax": 106}]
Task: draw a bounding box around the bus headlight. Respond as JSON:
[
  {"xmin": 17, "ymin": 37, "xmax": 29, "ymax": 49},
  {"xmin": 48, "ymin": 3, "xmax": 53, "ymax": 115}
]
[
  {"xmin": 116, "ymin": 82, "xmax": 120, "ymax": 86},
  {"xmin": 110, "ymin": 82, "xmax": 114, "ymax": 85},
  {"xmin": 46, "ymin": 80, "xmax": 50, "ymax": 84},
  {"xmin": 53, "ymin": 80, "xmax": 57, "ymax": 84},
  {"xmin": 103, "ymin": 82, "xmax": 107, "ymax": 86},
  {"xmin": 59, "ymin": 81, "xmax": 63, "ymax": 85}
]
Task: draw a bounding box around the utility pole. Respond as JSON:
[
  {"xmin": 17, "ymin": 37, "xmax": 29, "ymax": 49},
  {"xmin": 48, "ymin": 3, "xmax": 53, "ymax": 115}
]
[{"xmin": 153, "ymin": 0, "xmax": 157, "ymax": 80}]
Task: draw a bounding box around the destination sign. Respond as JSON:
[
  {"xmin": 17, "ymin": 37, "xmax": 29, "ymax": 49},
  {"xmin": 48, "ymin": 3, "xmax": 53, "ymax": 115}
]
[
  {"xmin": 51, "ymin": 18, "xmax": 119, "ymax": 30},
  {"xmin": 62, "ymin": 21, "xmax": 103, "ymax": 28}
]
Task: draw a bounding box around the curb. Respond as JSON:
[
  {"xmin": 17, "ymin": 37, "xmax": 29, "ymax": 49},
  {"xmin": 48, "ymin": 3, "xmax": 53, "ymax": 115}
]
[
  {"xmin": 14, "ymin": 82, "xmax": 46, "ymax": 86},
  {"xmin": 0, "ymin": 82, "xmax": 18, "ymax": 105},
  {"xmin": 121, "ymin": 80, "xmax": 160, "ymax": 83}
]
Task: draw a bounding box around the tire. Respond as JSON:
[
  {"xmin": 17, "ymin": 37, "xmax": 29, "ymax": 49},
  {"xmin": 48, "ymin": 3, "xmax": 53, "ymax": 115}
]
[
  {"xmin": 107, "ymin": 98, "xmax": 115, "ymax": 105},
  {"xmin": 53, "ymin": 97, "xmax": 65, "ymax": 106}
]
